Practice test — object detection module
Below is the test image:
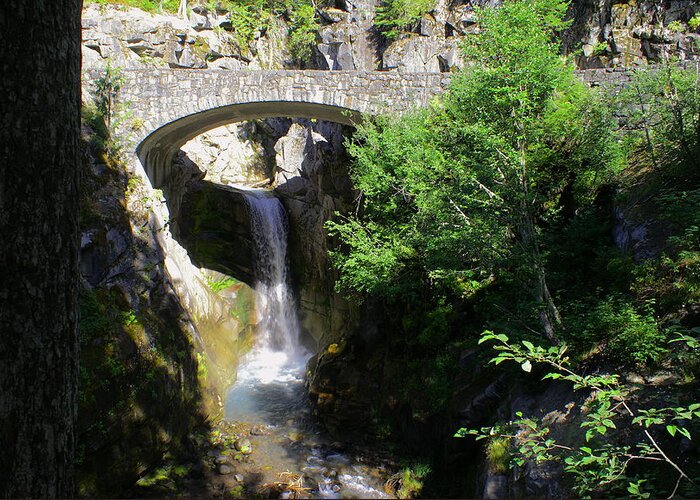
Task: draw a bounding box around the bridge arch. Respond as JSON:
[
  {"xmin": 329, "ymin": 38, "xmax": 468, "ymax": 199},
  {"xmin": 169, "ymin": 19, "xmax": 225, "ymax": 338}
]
[
  {"xmin": 137, "ymin": 100, "xmax": 364, "ymax": 188},
  {"xmin": 94, "ymin": 69, "xmax": 451, "ymax": 188}
]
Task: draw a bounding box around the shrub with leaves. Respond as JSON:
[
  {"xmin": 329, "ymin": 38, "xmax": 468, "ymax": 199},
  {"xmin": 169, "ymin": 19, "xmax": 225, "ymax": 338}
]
[
  {"xmin": 287, "ymin": 0, "xmax": 319, "ymax": 64},
  {"xmin": 689, "ymin": 13, "xmax": 700, "ymax": 32},
  {"xmin": 617, "ymin": 63, "xmax": 700, "ymax": 170},
  {"xmin": 375, "ymin": 0, "xmax": 434, "ymax": 40},
  {"xmin": 456, "ymin": 331, "xmax": 700, "ymax": 497}
]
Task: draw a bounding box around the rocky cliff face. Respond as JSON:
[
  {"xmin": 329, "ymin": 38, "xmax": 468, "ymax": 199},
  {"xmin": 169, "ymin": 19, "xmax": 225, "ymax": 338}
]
[
  {"xmin": 271, "ymin": 121, "xmax": 358, "ymax": 348},
  {"xmin": 167, "ymin": 118, "xmax": 358, "ymax": 351},
  {"xmin": 82, "ymin": 3, "xmax": 290, "ymax": 70},
  {"xmin": 564, "ymin": 0, "xmax": 700, "ymax": 68},
  {"xmin": 82, "ymin": 0, "xmax": 700, "ymax": 88}
]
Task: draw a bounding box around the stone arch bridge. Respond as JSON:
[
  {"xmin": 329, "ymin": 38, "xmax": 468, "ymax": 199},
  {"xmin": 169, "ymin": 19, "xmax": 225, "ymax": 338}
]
[
  {"xmin": 82, "ymin": 67, "xmax": 637, "ymax": 187},
  {"xmin": 83, "ymin": 69, "xmax": 452, "ymax": 187}
]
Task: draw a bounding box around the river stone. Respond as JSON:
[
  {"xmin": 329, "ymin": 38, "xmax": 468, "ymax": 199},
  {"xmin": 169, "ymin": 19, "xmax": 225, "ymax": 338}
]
[
  {"xmin": 234, "ymin": 474, "xmax": 244, "ymax": 482},
  {"xmin": 218, "ymin": 464, "xmax": 234, "ymax": 475},
  {"xmin": 234, "ymin": 438, "xmax": 253, "ymax": 454},
  {"xmin": 250, "ymin": 424, "xmax": 267, "ymax": 435}
]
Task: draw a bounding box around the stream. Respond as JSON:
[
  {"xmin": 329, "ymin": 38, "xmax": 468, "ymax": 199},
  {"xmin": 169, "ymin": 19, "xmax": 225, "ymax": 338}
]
[{"xmin": 223, "ymin": 189, "xmax": 391, "ymax": 499}]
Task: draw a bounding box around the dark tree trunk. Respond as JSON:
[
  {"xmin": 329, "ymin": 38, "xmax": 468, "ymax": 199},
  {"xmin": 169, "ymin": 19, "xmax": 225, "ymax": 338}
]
[{"xmin": 0, "ymin": 0, "xmax": 82, "ymax": 497}]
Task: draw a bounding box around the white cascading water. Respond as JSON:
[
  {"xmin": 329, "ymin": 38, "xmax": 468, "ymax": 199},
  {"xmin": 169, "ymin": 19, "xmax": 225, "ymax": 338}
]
[
  {"xmin": 246, "ymin": 191, "xmax": 300, "ymax": 354},
  {"xmin": 225, "ymin": 188, "xmax": 390, "ymax": 499},
  {"xmin": 226, "ymin": 189, "xmax": 308, "ymax": 420}
]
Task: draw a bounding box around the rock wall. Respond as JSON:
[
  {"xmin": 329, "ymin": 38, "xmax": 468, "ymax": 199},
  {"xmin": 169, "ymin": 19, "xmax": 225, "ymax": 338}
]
[
  {"xmin": 168, "ymin": 118, "xmax": 359, "ymax": 351},
  {"xmin": 564, "ymin": 0, "xmax": 700, "ymax": 68},
  {"xmin": 81, "ymin": 3, "xmax": 290, "ymax": 70},
  {"xmin": 81, "ymin": 0, "xmax": 700, "ymax": 79},
  {"xmin": 271, "ymin": 121, "xmax": 359, "ymax": 349},
  {"xmin": 77, "ymin": 122, "xmax": 258, "ymax": 494}
]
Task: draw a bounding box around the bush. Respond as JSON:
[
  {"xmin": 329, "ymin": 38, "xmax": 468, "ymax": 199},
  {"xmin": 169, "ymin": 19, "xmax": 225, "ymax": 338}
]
[
  {"xmin": 619, "ymin": 64, "xmax": 700, "ymax": 170},
  {"xmin": 287, "ymin": 0, "xmax": 319, "ymax": 64},
  {"xmin": 667, "ymin": 20, "xmax": 685, "ymax": 33},
  {"xmin": 386, "ymin": 463, "xmax": 431, "ymax": 499},
  {"xmin": 572, "ymin": 297, "xmax": 666, "ymax": 366},
  {"xmin": 486, "ymin": 437, "xmax": 511, "ymax": 474},
  {"xmin": 375, "ymin": 0, "xmax": 434, "ymax": 40},
  {"xmin": 689, "ymin": 13, "xmax": 700, "ymax": 31}
]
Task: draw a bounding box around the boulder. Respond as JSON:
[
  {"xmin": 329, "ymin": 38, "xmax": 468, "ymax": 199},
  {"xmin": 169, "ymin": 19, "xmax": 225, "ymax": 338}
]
[
  {"xmin": 234, "ymin": 438, "xmax": 253, "ymax": 454},
  {"xmin": 218, "ymin": 464, "xmax": 234, "ymax": 475}
]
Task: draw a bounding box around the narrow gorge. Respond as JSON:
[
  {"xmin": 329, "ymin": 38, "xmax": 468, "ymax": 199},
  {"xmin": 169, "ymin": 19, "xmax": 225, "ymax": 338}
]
[{"xmin": 5, "ymin": 0, "xmax": 698, "ymax": 497}]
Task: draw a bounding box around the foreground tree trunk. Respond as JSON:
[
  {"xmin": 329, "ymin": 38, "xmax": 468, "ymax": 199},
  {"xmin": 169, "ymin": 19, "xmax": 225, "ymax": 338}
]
[{"xmin": 0, "ymin": 0, "xmax": 82, "ymax": 496}]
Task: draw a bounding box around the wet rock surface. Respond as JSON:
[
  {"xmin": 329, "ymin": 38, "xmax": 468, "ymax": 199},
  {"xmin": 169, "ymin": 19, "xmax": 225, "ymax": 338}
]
[{"xmin": 166, "ymin": 420, "xmax": 397, "ymax": 498}]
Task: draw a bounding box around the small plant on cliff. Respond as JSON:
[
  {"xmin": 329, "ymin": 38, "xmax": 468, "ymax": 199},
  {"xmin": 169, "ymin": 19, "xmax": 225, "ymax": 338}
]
[
  {"xmin": 225, "ymin": 0, "xmax": 272, "ymax": 54},
  {"xmin": 94, "ymin": 63, "xmax": 124, "ymax": 126},
  {"xmin": 287, "ymin": 0, "xmax": 319, "ymax": 65},
  {"xmin": 206, "ymin": 275, "xmax": 238, "ymax": 293},
  {"xmin": 385, "ymin": 463, "xmax": 431, "ymax": 499},
  {"xmin": 91, "ymin": 63, "xmax": 130, "ymax": 159},
  {"xmin": 593, "ymin": 40, "xmax": 608, "ymax": 56},
  {"xmin": 667, "ymin": 20, "xmax": 685, "ymax": 33},
  {"xmin": 689, "ymin": 13, "xmax": 700, "ymax": 32},
  {"xmin": 375, "ymin": 0, "xmax": 434, "ymax": 40},
  {"xmin": 457, "ymin": 331, "xmax": 700, "ymax": 497},
  {"xmin": 486, "ymin": 436, "xmax": 511, "ymax": 474}
]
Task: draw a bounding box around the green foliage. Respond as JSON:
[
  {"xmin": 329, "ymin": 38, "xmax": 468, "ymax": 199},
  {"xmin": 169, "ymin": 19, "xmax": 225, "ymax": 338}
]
[
  {"xmin": 593, "ymin": 40, "xmax": 608, "ymax": 56},
  {"xmin": 617, "ymin": 63, "xmax": 700, "ymax": 170},
  {"xmin": 629, "ymin": 189, "xmax": 700, "ymax": 315},
  {"xmin": 93, "ymin": 63, "xmax": 123, "ymax": 119},
  {"xmin": 375, "ymin": 0, "xmax": 434, "ymax": 40},
  {"xmin": 135, "ymin": 463, "xmax": 190, "ymax": 488},
  {"xmin": 206, "ymin": 275, "xmax": 238, "ymax": 293},
  {"xmin": 227, "ymin": 485, "xmax": 246, "ymax": 498},
  {"xmin": 287, "ymin": 0, "xmax": 319, "ymax": 64},
  {"xmin": 120, "ymin": 309, "xmax": 140, "ymax": 326},
  {"xmin": 458, "ymin": 332, "xmax": 700, "ymax": 497},
  {"xmin": 387, "ymin": 463, "xmax": 431, "ymax": 499},
  {"xmin": 90, "ymin": 63, "xmax": 131, "ymax": 160},
  {"xmin": 79, "ymin": 287, "xmax": 112, "ymax": 340},
  {"xmin": 689, "ymin": 13, "xmax": 700, "ymax": 31},
  {"xmin": 195, "ymin": 352, "xmax": 208, "ymax": 382},
  {"xmin": 209, "ymin": 0, "xmax": 318, "ymax": 63},
  {"xmin": 85, "ymin": 0, "xmax": 181, "ymax": 13},
  {"xmin": 565, "ymin": 297, "xmax": 665, "ymax": 366},
  {"xmin": 330, "ymin": 0, "xmax": 619, "ymax": 343},
  {"xmin": 221, "ymin": 0, "xmax": 275, "ymax": 54},
  {"xmin": 486, "ymin": 436, "xmax": 511, "ymax": 474},
  {"xmin": 667, "ymin": 20, "xmax": 684, "ymax": 33}
]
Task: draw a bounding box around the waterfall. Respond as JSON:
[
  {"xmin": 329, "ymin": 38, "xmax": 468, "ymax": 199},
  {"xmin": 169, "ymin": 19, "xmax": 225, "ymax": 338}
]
[
  {"xmin": 245, "ymin": 190, "xmax": 301, "ymax": 354},
  {"xmin": 224, "ymin": 189, "xmax": 391, "ymax": 499},
  {"xmin": 226, "ymin": 189, "xmax": 306, "ymax": 398}
]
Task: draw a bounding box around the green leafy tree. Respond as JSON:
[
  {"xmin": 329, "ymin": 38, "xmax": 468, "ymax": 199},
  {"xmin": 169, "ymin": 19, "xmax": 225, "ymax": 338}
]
[
  {"xmin": 329, "ymin": 0, "xmax": 619, "ymax": 342},
  {"xmin": 94, "ymin": 62, "xmax": 124, "ymax": 130},
  {"xmin": 286, "ymin": 0, "xmax": 319, "ymax": 64}
]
